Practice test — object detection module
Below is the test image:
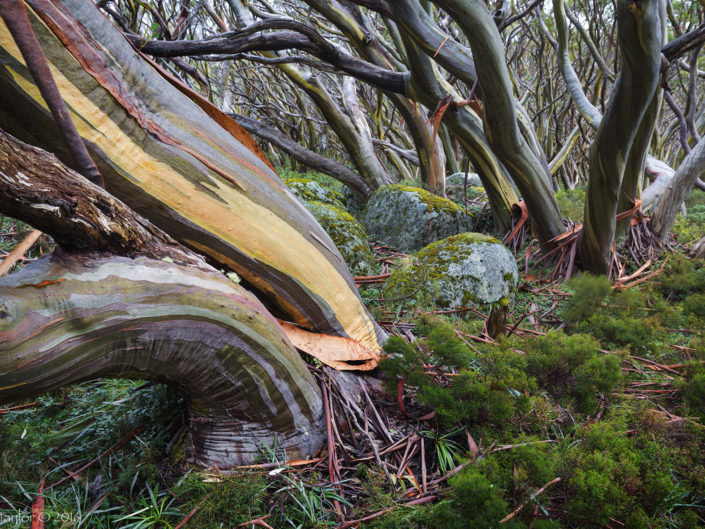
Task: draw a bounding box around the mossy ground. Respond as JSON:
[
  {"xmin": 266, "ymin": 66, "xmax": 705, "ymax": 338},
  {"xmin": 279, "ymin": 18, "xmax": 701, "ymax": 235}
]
[{"xmin": 1, "ymin": 183, "xmax": 705, "ymax": 528}]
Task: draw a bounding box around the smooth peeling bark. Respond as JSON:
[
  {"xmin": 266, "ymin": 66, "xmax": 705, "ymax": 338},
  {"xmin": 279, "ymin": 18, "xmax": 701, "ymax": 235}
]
[
  {"xmin": 0, "ymin": 254, "xmax": 325, "ymax": 466},
  {"xmin": 578, "ymin": 0, "xmax": 665, "ymax": 273},
  {"xmin": 651, "ymin": 136, "xmax": 705, "ymax": 240},
  {"xmin": 0, "ymin": 0, "xmax": 383, "ymax": 352}
]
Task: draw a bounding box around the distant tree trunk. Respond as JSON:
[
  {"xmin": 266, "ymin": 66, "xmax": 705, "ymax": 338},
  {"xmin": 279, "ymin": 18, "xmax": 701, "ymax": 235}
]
[
  {"xmin": 399, "ymin": 28, "xmax": 517, "ymax": 232},
  {"xmin": 274, "ymin": 60, "xmax": 394, "ymax": 189},
  {"xmin": 651, "ymin": 136, "xmax": 705, "ymax": 239},
  {"xmin": 303, "ymin": 0, "xmax": 447, "ymax": 194},
  {"xmin": 578, "ymin": 0, "xmax": 665, "ymax": 273},
  {"xmin": 0, "ymin": 129, "xmax": 325, "ymax": 467},
  {"xmin": 232, "ymin": 112, "xmax": 375, "ymax": 200}
]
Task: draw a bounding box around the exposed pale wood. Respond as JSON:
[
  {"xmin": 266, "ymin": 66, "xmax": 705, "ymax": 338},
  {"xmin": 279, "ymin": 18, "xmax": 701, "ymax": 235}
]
[{"xmin": 0, "ymin": 228, "xmax": 41, "ymax": 276}]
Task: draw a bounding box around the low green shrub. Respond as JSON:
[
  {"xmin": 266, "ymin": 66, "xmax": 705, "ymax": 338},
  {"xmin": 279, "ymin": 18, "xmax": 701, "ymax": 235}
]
[
  {"xmin": 524, "ymin": 331, "xmax": 622, "ymax": 413},
  {"xmin": 555, "ymin": 186, "xmax": 586, "ymax": 223},
  {"xmin": 380, "ymin": 324, "xmax": 530, "ymax": 429}
]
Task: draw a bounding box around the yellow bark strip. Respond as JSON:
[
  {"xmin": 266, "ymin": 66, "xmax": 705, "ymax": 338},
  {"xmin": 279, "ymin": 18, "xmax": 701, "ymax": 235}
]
[
  {"xmin": 0, "ymin": 17, "xmax": 381, "ymax": 353},
  {"xmin": 278, "ymin": 320, "xmax": 380, "ymax": 371}
]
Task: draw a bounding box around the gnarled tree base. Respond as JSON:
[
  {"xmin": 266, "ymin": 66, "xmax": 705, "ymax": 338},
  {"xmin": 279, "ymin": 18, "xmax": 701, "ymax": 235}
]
[{"xmin": 0, "ymin": 252, "xmax": 325, "ymax": 467}]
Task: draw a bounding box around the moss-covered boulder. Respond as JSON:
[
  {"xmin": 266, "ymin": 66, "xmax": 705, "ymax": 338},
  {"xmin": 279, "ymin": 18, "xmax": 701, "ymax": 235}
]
[
  {"xmin": 446, "ymin": 172, "xmax": 483, "ymax": 188},
  {"xmin": 285, "ymin": 178, "xmax": 345, "ymax": 208},
  {"xmin": 304, "ymin": 201, "xmax": 376, "ymax": 276},
  {"xmin": 445, "ymin": 172, "xmax": 485, "ymax": 204},
  {"xmin": 342, "ymin": 186, "xmax": 367, "ymax": 220},
  {"xmin": 383, "ymin": 233, "xmax": 518, "ymax": 310},
  {"xmin": 362, "ymin": 184, "xmax": 474, "ymax": 252}
]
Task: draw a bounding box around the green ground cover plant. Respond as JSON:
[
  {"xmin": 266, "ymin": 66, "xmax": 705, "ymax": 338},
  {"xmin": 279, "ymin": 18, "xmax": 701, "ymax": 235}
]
[{"xmin": 1, "ymin": 178, "xmax": 704, "ymax": 528}]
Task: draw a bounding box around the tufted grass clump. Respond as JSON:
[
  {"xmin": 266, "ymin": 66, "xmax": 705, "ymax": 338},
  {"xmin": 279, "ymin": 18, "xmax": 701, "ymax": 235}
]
[{"xmin": 173, "ymin": 471, "xmax": 268, "ymax": 527}]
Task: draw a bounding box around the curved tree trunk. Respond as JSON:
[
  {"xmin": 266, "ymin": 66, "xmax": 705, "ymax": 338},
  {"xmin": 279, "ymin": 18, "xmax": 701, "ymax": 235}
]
[
  {"xmin": 0, "ymin": 254, "xmax": 325, "ymax": 467},
  {"xmin": 578, "ymin": 0, "xmax": 665, "ymax": 273},
  {"xmin": 303, "ymin": 0, "xmax": 447, "ymax": 194},
  {"xmin": 0, "ymin": 0, "xmax": 384, "ymax": 353},
  {"xmin": 273, "ymin": 60, "xmax": 394, "ymax": 190},
  {"xmin": 0, "ymin": 128, "xmax": 325, "ymax": 467},
  {"xmin": 616, "ymin": 91, "xmax": 662, "ymax": 238},
  {"xmin": 400, "ymin": 29, "xmax": 517, "ymax": 233},
  {"xmin": 231, "ymin": 112, "xmax": 375, "ymax": 200},
  {"xmin": 651, "ymin": 136, "xmax": 705, "ymax": 239},
  {"xmin": 429, "ymin": 0, "xmax": 565, "ymax": 244}
]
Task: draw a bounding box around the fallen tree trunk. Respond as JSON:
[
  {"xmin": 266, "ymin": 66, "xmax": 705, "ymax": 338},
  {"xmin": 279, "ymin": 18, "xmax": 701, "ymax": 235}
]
[{"xmin": 0, "ymin": 128, "xmax": 325, "ymax": 467}]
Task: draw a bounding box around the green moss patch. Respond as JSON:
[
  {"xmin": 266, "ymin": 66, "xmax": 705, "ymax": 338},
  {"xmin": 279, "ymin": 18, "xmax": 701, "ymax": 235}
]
[
  {"xmin": 304, "ymin": 200, "xmax": 376, "ymax": 276},
  {"xmin": 363, "ymin": 184, "xmax": 475, "ymax": 252},
  {"xmin": 285, "ymin": 178, "xmax": 345, "ymax": 208}
]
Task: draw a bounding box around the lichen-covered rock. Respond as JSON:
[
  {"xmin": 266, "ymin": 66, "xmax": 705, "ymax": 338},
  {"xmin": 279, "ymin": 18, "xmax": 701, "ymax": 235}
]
[
  {"xmin": 342, "ymin": 186, "xmax": 367, "ymax": 220},
  {"xmin": 445, "ymin": 172, "xmax": 485, "ymax": 204},
  {"xmin": 305, "ymin": 201, "xmax": 376, "ymax": 276},
  {"xmin": 383, "ymin": 233, "xmax": 518, "ymax": 310},
  {"xmin": 446, "ymin": 172, "xmax": 483, "ymax": 188},
  {"xmin": 362, "ymin": 184, "xmax": 474, "ymax": 252},
  {"xmin": 285, "ymin": 178, "xmax": 345, "ymax": 208}
]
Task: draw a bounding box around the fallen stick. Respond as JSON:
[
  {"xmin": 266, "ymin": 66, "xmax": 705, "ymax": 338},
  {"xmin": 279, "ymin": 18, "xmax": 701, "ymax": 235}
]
[
  {"xmin": 0, "ymin": 229, "xmax": 42, "ymax": 276},
  {"xmin": 339, "ymin": 495, "xmax": 437, "ymax": 528},
  {"xmin": 500, "ymin": 477, "xmax": 561, "ymax": 523},
  {"xmin": 0, "ymin": 402, "xmax": 39, "ymax": 414},
  {"xmin": 31, "ymin": 479, "xmax": 45, "ymax": 529},
  {"xmin": 237, "ymin": 515, "xmax": 274, "ymax": 529},
  {"xmin": 175, "ymin": 494, "xmax": 211, "ymax": 529}
]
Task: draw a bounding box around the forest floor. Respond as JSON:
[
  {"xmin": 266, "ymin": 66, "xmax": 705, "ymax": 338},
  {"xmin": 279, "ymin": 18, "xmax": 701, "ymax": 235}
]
[{"xmin": 0, "ymin": 179, "xmax": 704, "ymax": 529}]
